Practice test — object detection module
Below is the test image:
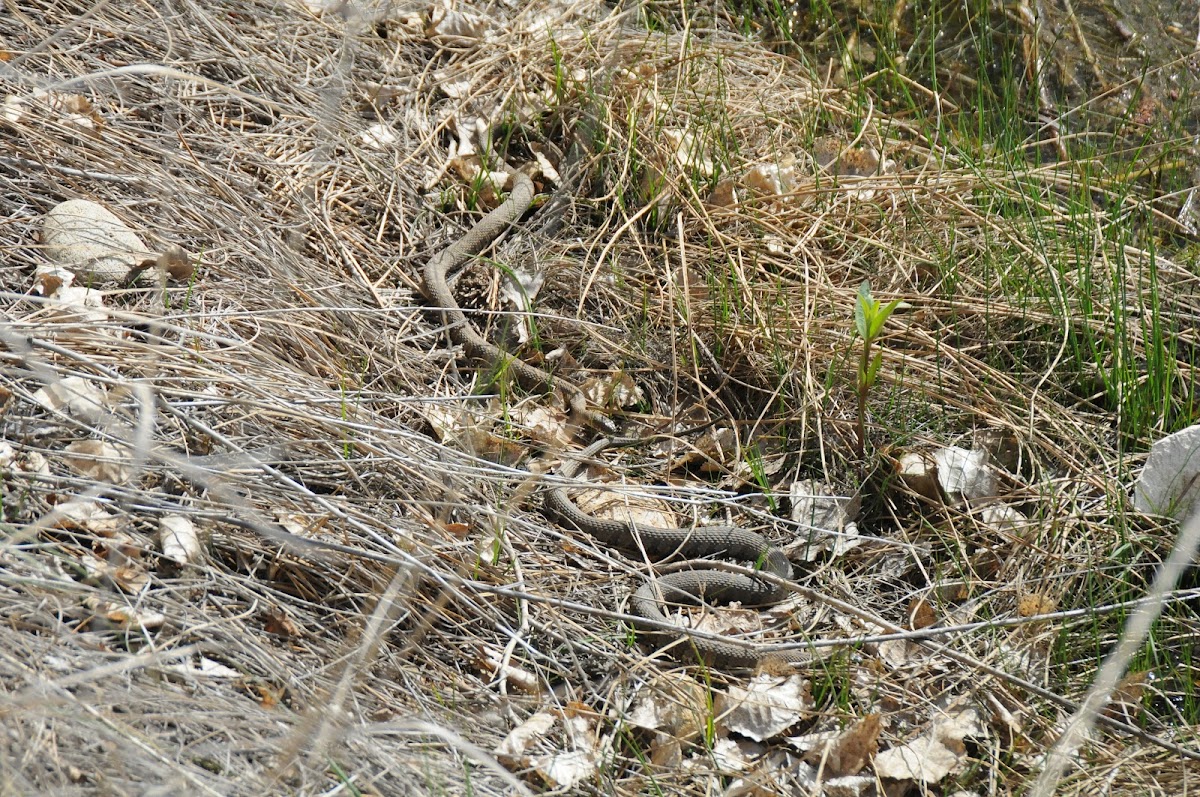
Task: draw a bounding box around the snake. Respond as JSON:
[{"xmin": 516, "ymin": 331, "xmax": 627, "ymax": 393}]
[
  {"xmin": 422, "ymin": 171, "xmax": 819, "ymax": 668},
  {"xmin": 423, "ymin": 170, "xmax": 607, "ymax": 430}
]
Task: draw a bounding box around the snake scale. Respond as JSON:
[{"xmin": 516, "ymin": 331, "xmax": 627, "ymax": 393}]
[{"xmin": 423, "ymin": 170, "xmax": 820, "ymax": 668}]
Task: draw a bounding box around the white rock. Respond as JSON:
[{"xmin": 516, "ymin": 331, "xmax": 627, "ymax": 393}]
[
  {"xmin": 42, "ymin": 199, "xmax": 157, "ymax": 284},
  {"xmin": 1133, "ymin": 424, "xmax": 1200, "ymax": 519}
]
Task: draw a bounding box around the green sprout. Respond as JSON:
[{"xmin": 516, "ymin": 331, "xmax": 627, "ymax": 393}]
[{"xmin": 853, "ymin": 281, "xmax": 902, "ymax": 459}]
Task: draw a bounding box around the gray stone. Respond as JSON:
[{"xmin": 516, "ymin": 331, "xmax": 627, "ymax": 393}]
[{"xmin": 1133, "ymin": 424, "xmax": 1200, "ymax": 519}]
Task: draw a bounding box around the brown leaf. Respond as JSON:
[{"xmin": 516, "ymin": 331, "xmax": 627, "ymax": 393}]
[
  {"xmin": 1104, "ymin": 671, "xmax": 1149, "ymax": 722},
  {"xmin": 806, "ymin": 713, "xmax": 881, "ymax": 777},
  {"xmin": 907, "ymin": 597, "xmax": 937, "ymax": 630},
  {"xmin": 263, "ymin": 608, "xmax": 302, "ymax": 639}
]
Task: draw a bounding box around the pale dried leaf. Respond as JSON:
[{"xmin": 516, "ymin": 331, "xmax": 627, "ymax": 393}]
[
  {"xmin": 501, "ymin": 268, "xmax": 543, "ymax": 313},
  {"xmin": 876, "ymin": 637, "xmax": 914, "ymax": 669},
  {"xmin": 581, "ymin": 373, "xmax": 644, "ymax": 411},
  {"xmin": 824, "ymin": 775, "xmax": 877, "ymax": 797},
  {"xmin": 33, "ymin": 376, "xmax": 110, "ymax": 424},
  {"xmin": 161, "ymin": 657, "xmax": 242, "ymax": 680},
  {"xmin": 273, "ymin": 510, "xmax": 309, "ymax": 537},
  {"xmin": 787, "ymin": 479, "xmax": 861, "ymax": 560},
  {"xmin": 711, "ymin": 736, "xmax": 758, "ymax": 773},
  {"xmin": 423, "ymin": 403, "xmax": 471, "ymax": 443},
  {"xmin": 359, "ymin": 122, "xmax": 397, "ymax": 150},
  {"xmin": 84, "ymin": 597, "xmax": 164, "ymax": 631},
  {"xmin": 933, "ymin": 447, "xmax": 996, "ymax": 503},
  {"xmin": 979, "ymin": 504, "xmax": 1028, "ymax": 535},
  {"xmin": 63, "ymin": 440, "xmax": 133, "ymax": 484},
  {"xmin": 506, "ymin": 404, "xmax": 571, "ymax": 448},
  {"xmin": 574, "ymin": 486, "xmax": 676, "ymax": 530},
  {"xmin": 874, "ymin": 734, "xmax": 959, "ymax": 782},
  {"xmin": 717, "ymin": 674, "xmax": 813, "ymax": 741},
  {"xmin": 626, "ymin": 671, "xmax": 710, "ymax": 740},
  {"xmin": 687, "ymin": 601, "xmax": 765, "ymax": 639},
  {"xmin": 43, "ymin": 284, "xmax": 110, "ymax": 325},
  {"xmin": 496, "ymin": 706, "xmax": 599, "ymax": 789},
  {"xmin": 743, "ymin": 160, "xmax": 799, "ymax": 197},
  {"xmin": 45, "ymin": 500, "xmax": 124, "ymax": 534},
  {"xmin": 79, "ymin": 547, "xmax": 150, "ymax": 594},
  {"xmin": 873, "ymin": 708, "xmax": 981, "ymax": 783},
  {"xmin": 478, "ymin": 646, "xmax": 543, "ymax": 694},
  {"xmin": 425, "ymin": 6, "xmax": 493, "ymax": 43},
  {"xmin": 663, "ymin": 128, "xmax": 715, "ymax": 177},
  {"xmin": 531, "ymin": 148, "xmax": 560, "ymax": 183},
  {"xmin": 434, "ymin": 71, "xmax": 474, "ymax": 99},
  {"xmin": 897, "ymin": 450, "xmax": 941, "ymax": 502},
  {"xmin": 500, "ymin": 268, "xmax": 544, "ymax": 344},
  {"xmin": 496, "ymin": 710, "xmax": 556, "ymax": 759},
  {"xmin": 159, "ymin": 515, "xmax": 202, "ymax": 565},
  {"xmin": 2, "ymin": 88, "xmax": 99, "ymax": 131}
]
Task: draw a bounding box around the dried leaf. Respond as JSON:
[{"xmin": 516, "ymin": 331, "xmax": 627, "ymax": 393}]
[
  {"xmin": 663, "ymin": 128, "xmax": 715, "ymax": 177},
  {"xmin": 499, "ymin": 267, "xmax": 544, "ymax": 344},
  {"xmin": 43, "ymin": 284, "xmax": 110, "ymax": 325},
  {"xmin": 896, "ymin": 451, "xmax": 941, "ymax": 502},
  {"xmin": 574, "ymin": 485, "xmax": 676, "ymax": 530},
  {"xmin": 743, "ymin": 161, "xmax": 799, "ymax": 196},
  {"xmin": 1104, "ymin": 671, "xmax": 1149, "ymax": 722},
  {"xmin": 506, "ymin": 404, "xmax": 571, "ymax": 448},
  {"xmin": 907, "ymin": 596, "xmax": 937, "ymax": 630},
  {"xmin": 627, "ymin": 671, "xmax": 710, "ymax": 740},
  {"xmin": 933, "ymin": 447, "xmax": 997, "ymax": 503},
  {"xmin": 263, "ymin": 608, "xmax": 303, "ymax": 639},
  {"xmin": 873, "ymin": 708, "xmax": 981, "ymax": 783},
  {"xmin": 45, "ymin": 500, "xmax": 124, "ymax": 535},
  {"xmin": 63, "ymin": 440, "xmax": 133, "ymax": 484},
  {"xmin": 496, "ymin": 704, "xmax": 600, "ymax": 788},
  {"xmin": 581, "ymin": 372, "xmax": 644, "ymax": 412},
  {"xmin": 706, "ymin": 177, "xmax": 738, "ymax": 207},
  {"xmin": 2, "ymin": 88, "xmax": 101, "ymax": 132},
  {"xmin": 425, "ymin": 7, "xmax": 493, "ymax": 43},
  {"xmin": 160, "ymin": 657, "xmax": 241, "ymax": 681},
  {"xmin": 33, "ymin": 376, "xmax": 109, "ymax": 424},
  {"xmin": 805, "ymin": 713, "xmax": 880, "ymax": 777},
  {"xmin": 273, "ymin": 510, "xmax": 310, "ymax": 537},
  {"xmin": 717, "ymin": 673, "xmax": 814, "ymax": 741},
  {"xmin": 159, "ymin": 515, "xmax": 202, "ymax": 565},
  {"xmin": 359, "ymin": 122, "xmax": 397, "ymax": 150},
  {"xmin": 83, "ymin": 596, "xmax": 164, "ymax": 631},
  {"xmin": 710, "ymin": 736, "xmax": 760, "ymax": 773},
  {"xmin": 478, "ymin": 645, "xmax": 544, "ymax": 695},
  {"xmin": 787, "ymin": 479, "xmax": 861, "ymax": 560},
  {"xmin": 78, "ymin": 545, "xmax": 150, "ymax": 594},
  {"xmin": 157, "ymin": 244, "xmax": 194, "ymax": 282}
]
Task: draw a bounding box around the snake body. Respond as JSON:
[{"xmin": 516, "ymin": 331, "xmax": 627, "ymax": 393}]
[
  {"xmin": 423, "ymin": 173, "xmax": 817, "ymax": 668},
  {"xmin": 423, "ymin": 171, "xmax": 598, "ymax": 425},
  {"xmin": 545, "ymin": 437, "xmax": 818, "ymax": 668}
]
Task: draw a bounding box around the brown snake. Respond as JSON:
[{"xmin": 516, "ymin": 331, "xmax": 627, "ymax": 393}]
[{"xmin": 422, "ymin": 171, "xmax": 822, "ymax": 668}]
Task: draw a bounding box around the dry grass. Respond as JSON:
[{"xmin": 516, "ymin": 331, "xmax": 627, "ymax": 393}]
[{"xmin": 0, "ymin": 1, "xmax": 1197, "ymax": 794}]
